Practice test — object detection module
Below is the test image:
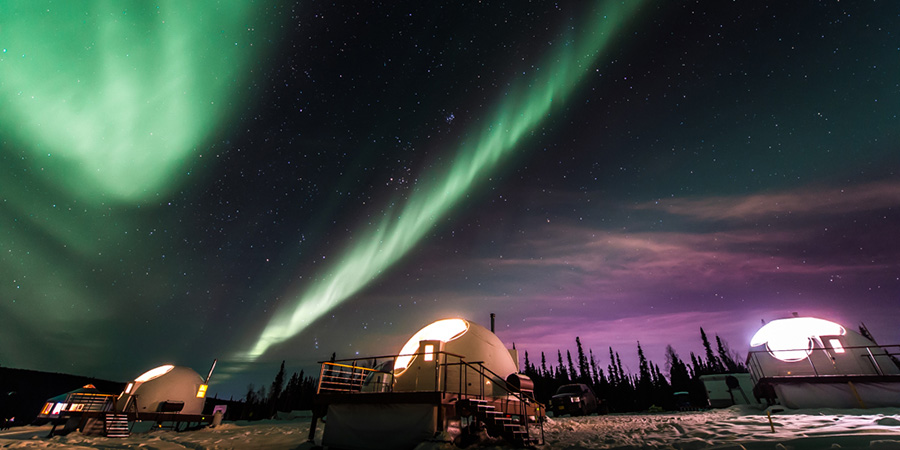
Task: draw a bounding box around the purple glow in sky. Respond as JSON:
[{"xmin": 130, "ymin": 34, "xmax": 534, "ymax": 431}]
[{"xmin": 2, "ymin": 1, "xmax": 899, "ymax": 396}]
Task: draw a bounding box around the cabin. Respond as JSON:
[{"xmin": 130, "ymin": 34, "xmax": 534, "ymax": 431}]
[
  {"xmin": 37, "ymin": 384, "xmax": 117, "ymax": 424},
  {"xmin": 311, "ymin": 318, "xmax": 542, "ymax": 449},
  {"xmin": 747, "ymin": 316, "xmax": 900, "ymax": 409},
  {"xmin": 698, "ymin": 374, "xmax": 762, "ymax": 408},
  {"xmin": 117, "ymin": 365, "xmax": 208, "ymax": 415},
  {"xmin": 43, "ymin": 363, "xmax": 216, "ymax": 437}
]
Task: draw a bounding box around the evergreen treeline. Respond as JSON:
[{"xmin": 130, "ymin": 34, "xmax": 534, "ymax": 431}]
[
  {"xmin": 521, "ymin": 328, "xmax": 747, "ymax": 412},
  {"xmin": 241, "ymin": 361, "xmax": 318, "ymax": 420},
  {"xmin": 242, "ymin": 328, "xmax": 745, "ymax": 418}
]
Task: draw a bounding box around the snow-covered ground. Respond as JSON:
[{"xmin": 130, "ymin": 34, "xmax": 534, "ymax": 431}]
[{"xmin": 1, "ymin": 406, "xmax": 898, "ymax": 449}]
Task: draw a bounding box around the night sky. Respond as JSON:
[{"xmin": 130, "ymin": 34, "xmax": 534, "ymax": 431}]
[{"xmin": 3, "ymin": 1, "xmax": 899, "ymax": 397}]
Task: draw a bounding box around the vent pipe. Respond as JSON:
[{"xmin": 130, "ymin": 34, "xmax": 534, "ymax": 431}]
[
  {"xmin": 490, "ymin": 313, "xmax": 496, "ymax": 333},
  {"xmin": 205, "ymin": 358, "xmax": 218, "ymax": 384}
]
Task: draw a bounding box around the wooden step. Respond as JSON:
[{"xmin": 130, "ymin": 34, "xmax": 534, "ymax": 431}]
[{"xmin": 105, "ymin": 413, "xmax": 130, "ymax": 438}]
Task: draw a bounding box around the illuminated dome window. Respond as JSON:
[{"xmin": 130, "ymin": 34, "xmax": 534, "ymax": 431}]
[
  {"xmin": 134, "ymin": 364, "xmax": 175, "ymax": 382},
  {"xmin": 750, "ymin": 317, "xmax": 845, "ymax": 362},
  {"xmin": 394, "ymin": 319, "xmax": 469, "ymax": 373}
]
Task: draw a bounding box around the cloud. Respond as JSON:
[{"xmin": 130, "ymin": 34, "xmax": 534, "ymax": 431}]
[{"xmin": 636, "ymin": 180, "xmax": 900, "ymax": 221}]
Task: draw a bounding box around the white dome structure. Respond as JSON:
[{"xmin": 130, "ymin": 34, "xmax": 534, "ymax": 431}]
[
  {"xmin": 391, "ymin": 318, "xmax": 518, "ymax": 396},
  {"xmin": 317, "ymin": 318, "xmax": 542, "ymax": 450},
  {"xmin": 748, "ymin": 316, "xmax": 900, "ymax": 409},
  {"xmin": 117, "ymin": 365, "xmax": 208, "ymax": 415},
  {"xmin": 748, "ymin": 317, "xmax": 896, "ymax": 377}
]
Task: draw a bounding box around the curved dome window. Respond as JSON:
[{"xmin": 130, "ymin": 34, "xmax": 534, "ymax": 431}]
[
  {"xmin": 134, "ymin": 364, "xmax": 175, "ymax": 382},
  {"xmin": 394, "ymin": 319, "xmax": 469, "ymax": 372},
  {"xmin": 750, "ymin": 317, "xmax": 845, "ymax": 362}
]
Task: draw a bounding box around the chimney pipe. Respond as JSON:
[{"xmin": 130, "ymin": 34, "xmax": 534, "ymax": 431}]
[
  {"xmin": 490, "ymin": 313, "xmax": 495, "ymax": 333},
  {"xmin": 205, "ymin": 358, "xmax": 218, "ymax": 384}
]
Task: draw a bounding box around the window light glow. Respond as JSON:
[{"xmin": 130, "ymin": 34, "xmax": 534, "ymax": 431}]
[
  {"xmin": 135, "ymin": 364, "xmax": 175, "ymax": 382},
  {"xmin": 750, "ymin": 317, "xmax": 846, "ymax": 362},
  {"xmin": 830, "ymin": 338, "xmax": 845, "ymax": 353},
  {"xmin": 41, "ymin": 403, "xmax": 53, "ymax": 415},
  {"xmin": 196, "ymin": 384, "xmax": 208, "ymax": 398},
  {"xmin": 394, "ymin": 319, "xmax": 469, "ymax": 372},
  {"xmin": 51, "ymin": 403, "xmax": 64, "ymax": 415},
  {"xmin": 124, "ymin": 382, "xmax": 134, "ymax": 394},
  {"xmin": 424, "ymin": 345, "xmax": 434, "ymax": 362}
]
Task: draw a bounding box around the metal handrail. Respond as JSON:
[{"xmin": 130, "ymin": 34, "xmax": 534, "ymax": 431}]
[
  {"xmin": 747, "ymin": 343, "xmax": 900, "ymax": 382},
  {"xmin": 316, "ymin": 350, "xmax": 545, "ymax": 444},
  {"xmin": 449, "ymin": 358, "xmax": 543, "ymax": 443}
]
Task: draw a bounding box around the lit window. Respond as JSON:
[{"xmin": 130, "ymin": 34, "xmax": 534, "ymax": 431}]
[
  {"xmin": 394, "ymin": 319, "xmax": 469, "ymax": 372},
  {"xmin": 750, "ymin": 317, "xmax": 845, "ymax": 362},
  {"xmin": 424, "ymin": 345, "xmax": 434, "ymax": 362},
  {"xmin": 135, "ymin": 365, "xmax": 175, "ymax": 382},
  {"xmin": 196, "ymin": 384, "xmax": 208, "ymax": 398},
  {"xmin": 124, "ymin": 382, "xmax": 134, "ymax": 394},
  {"xmin": 41, "ymin": 403, "xmax": 53, "ymax": 415},
  {"xmin": 51, "ymin": 403, "xmax": 64, "ymax": 415},
  {"xmin": 829, "ymin": 338, "xmax": 845, "ymax": 353}
]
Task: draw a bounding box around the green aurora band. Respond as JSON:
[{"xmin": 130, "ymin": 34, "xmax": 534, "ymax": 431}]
[
  {"xmin": 0, "ymin": 2, "xmax": 263, "ymax": 202},
  {"xmin": 0, "ymin": 2, "xmax": 267, "ymax": 364},
  {"xmin": 243, "ymin": 1, "xmax": 644, "ymax": 360}
]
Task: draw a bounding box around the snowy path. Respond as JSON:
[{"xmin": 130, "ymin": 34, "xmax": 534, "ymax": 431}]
[{"xmin": 0, "ymin": 407, "xmax": 898, "ymax": 449}]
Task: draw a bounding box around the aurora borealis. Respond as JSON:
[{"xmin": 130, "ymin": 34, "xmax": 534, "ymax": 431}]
[
  {"xmin": 1, "ymin": 2, "xmax": 266, "ymax": 201},
  {"xmin": 3, "ymin": 1, "xmax": 900, "ymax": 395},
  {"xmin": 241, "ymin": 1, "xmax": 642, "ymax": 361}
]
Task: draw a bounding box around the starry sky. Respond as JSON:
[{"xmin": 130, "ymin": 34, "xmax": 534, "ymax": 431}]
[{"xmin": 2, "ymin": 1, "xmax": 899, "ymax": 397}]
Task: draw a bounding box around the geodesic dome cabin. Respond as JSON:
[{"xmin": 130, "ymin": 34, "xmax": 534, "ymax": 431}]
[
  {"xmin": 390, "ymin": 318, "xmax": 518, "ymax": 396},
  {"xmin": 748, "ymin": 317, "xmax": 899, "ymax": 378},
  {"xmin": 747, "ymin": 316, "xmax": 900, "ymax": 408},
  {"xmin": 116, "ymin": 365, "xmax": 208, "ymax": 415},
  {"xmin": 319, "ymin": 318, "xmax": 538, "ymax": 450}
]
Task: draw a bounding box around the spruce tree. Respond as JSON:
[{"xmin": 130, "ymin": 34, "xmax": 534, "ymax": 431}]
[
  {"xmin": 557, "ymin": 350, "xmax": 569, "ymax": 382},
  {"xmin": 608, "ymin": 347, "xmax": 619, "ymax": 386},
  {"xmin": 701, "ymin": 328, "xmax": 723, "ymax": 374},
  {"xmin": 566, "ymin": 350, "xmax": 579, "ymax": 381},
  {"xmin": 690, "ymin": 351, "xmax": 703, "ymax": 376},
  {"xmin": 716, "ymin": 335, "xmax": 744, "ymax": 372},
  {"xmin": 576, "ymin": 337, "xmax": 590, "ymax": 384},
  {"xmin": 635, "ymin": 342, "xmax": 653, "ymax": 408},
  {"xmin": 615, "ymin": 352, "xmax": 627, "ymax": 387},
  {"xmin": 653, "ymin": 363, "xmax": 668, "ymax": 388},
  {"xmin": 637, "ymin": 342, "xmax": 652, "ymax": 385},
  {"xmin": 270, "ymin": 360, "xmax": 286, "ymax": 413},
  {"xmin": 541, "ymin": 352, "xmax": 549, "ymax": 378},
  {"xmin": 665, "ymin": 345, "xmax": 691, "ymax": 393},
  {"xmin": 284, "ymin": 372, "xmax": 301, "ymax": 410}
]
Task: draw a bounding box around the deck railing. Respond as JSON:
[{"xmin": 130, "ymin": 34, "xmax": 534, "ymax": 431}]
[
  {"xmin": 747, "ymin": 343, "xmax": 900, "ymax": 384},
  {"xmin": 316, "ymin": 350, "xmax": 544, "ymax": 442}
]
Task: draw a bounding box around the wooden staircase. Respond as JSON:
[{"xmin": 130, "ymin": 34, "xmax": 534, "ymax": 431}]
[
  {"xmin": 104, "ymin": 413, "xmax": 131, "ymax": 438},
  {"xmin": 458, "ymin": 398, "xmax": 537, "ymax": 447}
]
